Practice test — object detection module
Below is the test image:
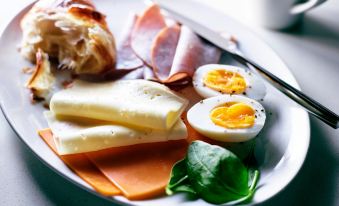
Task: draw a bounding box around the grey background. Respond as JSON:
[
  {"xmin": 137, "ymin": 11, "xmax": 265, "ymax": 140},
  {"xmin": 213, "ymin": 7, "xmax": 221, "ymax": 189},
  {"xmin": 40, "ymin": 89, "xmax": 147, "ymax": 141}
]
[{"xmin": 0, "ymin": 0, "xmax": 338, "ymax": 206}]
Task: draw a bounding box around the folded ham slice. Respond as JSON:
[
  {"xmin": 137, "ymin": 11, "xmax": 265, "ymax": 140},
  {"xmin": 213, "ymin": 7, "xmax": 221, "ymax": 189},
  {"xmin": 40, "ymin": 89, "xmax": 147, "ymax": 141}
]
[
  {"xmin": 120, "ymin": 65, "xmax": 156, "ymax": 80},
  {"xmin": 143, "ymin": 65, "xmax": 156, "ymax": 80},
  {"xmin": 151, "ymin": 25, "xmax": 181, "ymax": 81},
  {"xmin": 116, "ymin": 14, "xmax": 144, "ymax": 70},
  {"xmin": 131, "ymin": 4, "xmax": 166, "ymax": 66},
  {"xmin": 120, "ymin": 4, "xmax": 221, "ymax": 84},
  {"xmin": 153, "ymin": 26, "xmax": 221, "ymax": 83}
]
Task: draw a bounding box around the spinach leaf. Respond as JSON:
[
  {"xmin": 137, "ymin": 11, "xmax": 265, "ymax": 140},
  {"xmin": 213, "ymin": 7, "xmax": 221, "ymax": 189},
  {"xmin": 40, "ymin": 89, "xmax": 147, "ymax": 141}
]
[
  {"xmin": 166, "ymin": 159, "xmax": 196, "ymax": 195},
  {"xmin": 188, "ymin": 140, "xmax": 259, "ymax": 204},
  {"xmin": 166, "ymin": 140, "xmax": 260, "ymax": 205},
  {"xmin": 187, "ymin": 141, "xmax": 250, "ymax": 204}
]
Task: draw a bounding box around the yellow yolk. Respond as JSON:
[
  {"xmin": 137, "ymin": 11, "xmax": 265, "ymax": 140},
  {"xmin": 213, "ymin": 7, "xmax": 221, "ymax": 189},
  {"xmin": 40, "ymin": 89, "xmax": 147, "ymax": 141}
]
[
  {"xmin": 203, "ymin": 69, "xmax": 247, "ymax": 94},
  {"xmin": 210, "ymin": 102, "xmax": 255, "ymax": 129}
]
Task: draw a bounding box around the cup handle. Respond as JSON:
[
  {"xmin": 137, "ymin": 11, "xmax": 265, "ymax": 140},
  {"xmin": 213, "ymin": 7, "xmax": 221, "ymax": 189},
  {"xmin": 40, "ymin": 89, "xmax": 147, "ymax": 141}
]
[{"xmin": 291, "ymin": 0, "xmax": 327, "ymax": 14}]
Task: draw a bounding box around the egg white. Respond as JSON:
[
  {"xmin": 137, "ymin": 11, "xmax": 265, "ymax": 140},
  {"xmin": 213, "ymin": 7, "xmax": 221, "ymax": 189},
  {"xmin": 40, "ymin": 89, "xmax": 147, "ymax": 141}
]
[
  {"xmin": 187, "ymin": 95, "xmax": 266, "ymax": 142},
  {"xmin": 193, "ymin": 64, "xmax": 266, "ymax": 100}
]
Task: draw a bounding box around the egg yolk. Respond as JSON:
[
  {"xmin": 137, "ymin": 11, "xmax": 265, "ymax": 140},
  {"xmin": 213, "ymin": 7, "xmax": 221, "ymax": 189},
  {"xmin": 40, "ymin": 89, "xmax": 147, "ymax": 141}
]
[
  {"xmin": 203, "ymin": 69, "xmax": 247, "ymax": 94},
  {"xmin": 210, "ymin": 102, "xmax": 255, "ymax": 129}
]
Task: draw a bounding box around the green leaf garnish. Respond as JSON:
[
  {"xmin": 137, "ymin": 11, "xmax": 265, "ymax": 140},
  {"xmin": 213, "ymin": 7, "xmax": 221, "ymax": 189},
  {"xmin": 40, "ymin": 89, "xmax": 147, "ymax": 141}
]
[{"xmin": 166, "ymin": 140, "xmax": 260, "ymax": 205}]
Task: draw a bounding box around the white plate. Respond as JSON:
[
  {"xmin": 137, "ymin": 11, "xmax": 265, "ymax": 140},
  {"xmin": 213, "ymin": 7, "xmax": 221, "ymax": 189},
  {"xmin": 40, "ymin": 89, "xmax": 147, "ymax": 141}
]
[{"xmin": 0, "ymin": 0, "xmax": 310, "ymax": 205}]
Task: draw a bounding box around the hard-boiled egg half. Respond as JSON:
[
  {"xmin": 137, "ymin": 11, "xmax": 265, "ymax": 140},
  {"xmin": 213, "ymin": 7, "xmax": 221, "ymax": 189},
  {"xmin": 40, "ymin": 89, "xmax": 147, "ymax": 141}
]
[
  {"xmin": 187, "ymin": 95, "xmax": 266, "ymax": 142},
  {"xmin": 193, "ymin": 64, "xmax": 266, "ymax": 100}
]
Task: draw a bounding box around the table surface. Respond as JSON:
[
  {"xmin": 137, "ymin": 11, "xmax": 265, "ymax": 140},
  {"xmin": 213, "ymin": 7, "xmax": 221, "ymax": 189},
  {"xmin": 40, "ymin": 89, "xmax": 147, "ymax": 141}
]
[{"xmin": 0, "ymin": 1, "xmax": 338, "ymax": 206}]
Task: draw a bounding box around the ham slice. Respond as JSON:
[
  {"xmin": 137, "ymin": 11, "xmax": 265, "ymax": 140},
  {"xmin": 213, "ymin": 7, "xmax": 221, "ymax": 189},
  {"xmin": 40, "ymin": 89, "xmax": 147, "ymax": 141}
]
[
  {"xmin": 120, "ymin": 67, "xmax": 145, "ymax": 80},
  {"xmin": 131, "ymin": 4, "xmax": 166, "ymax": 66},
  {"xmin": 143, "ymin": 65, "xmax": 156, "ymax": 80},
  {"xmin": 116, "ymin": 14, "xmax": 144, "ymax": 70},
  {"xmin": 119, "ymin": 5, "xmax": 221, "ymax": 84},
  {"xmin": 156, "ymin": 26, "xmax": 221, "ymax": 83},
  {"xmin": 151, "ymin": 25, "xmax": 181, "ymax": 81},
  {"xmin": 120, "ymin": 65, "xmax": 155, "ymax": 80}
]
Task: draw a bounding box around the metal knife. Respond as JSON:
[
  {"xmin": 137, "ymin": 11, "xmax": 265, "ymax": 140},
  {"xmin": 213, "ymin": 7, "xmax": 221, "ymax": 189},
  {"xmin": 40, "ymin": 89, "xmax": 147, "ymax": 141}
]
[{"xmin": 151, "ymin": 0, "xmax": 339, "ymax": 128}]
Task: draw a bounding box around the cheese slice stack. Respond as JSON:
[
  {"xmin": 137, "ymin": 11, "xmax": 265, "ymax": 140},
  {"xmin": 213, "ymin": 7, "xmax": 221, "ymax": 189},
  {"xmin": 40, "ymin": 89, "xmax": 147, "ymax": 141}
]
[
  {"xmin": 47, "ymin": 80, "xmax": 188, "ymax": 155},
  {"xmin": 50, "ymin": 80, "xmax": 188, "ymax": 129}
]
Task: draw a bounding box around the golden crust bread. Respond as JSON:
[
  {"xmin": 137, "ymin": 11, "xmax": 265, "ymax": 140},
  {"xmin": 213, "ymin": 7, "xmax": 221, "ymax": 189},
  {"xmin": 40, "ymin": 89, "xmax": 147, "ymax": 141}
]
[{"xmin": 20, "ymin": 0, "xmax": 116, "ymax": 75}]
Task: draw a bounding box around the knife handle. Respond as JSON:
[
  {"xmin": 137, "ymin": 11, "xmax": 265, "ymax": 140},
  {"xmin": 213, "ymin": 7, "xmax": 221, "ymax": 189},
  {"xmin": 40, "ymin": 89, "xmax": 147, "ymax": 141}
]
[{"xmin": 231, "ymin": 52, "xmax": 339, "ymax": 129}]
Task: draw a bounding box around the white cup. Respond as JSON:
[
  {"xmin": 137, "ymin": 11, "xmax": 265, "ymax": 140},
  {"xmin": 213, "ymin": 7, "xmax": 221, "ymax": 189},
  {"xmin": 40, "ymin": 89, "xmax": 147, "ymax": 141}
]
[{"xmin": 248, "ymin": 0, "xmax": 328, "ymax": 29}]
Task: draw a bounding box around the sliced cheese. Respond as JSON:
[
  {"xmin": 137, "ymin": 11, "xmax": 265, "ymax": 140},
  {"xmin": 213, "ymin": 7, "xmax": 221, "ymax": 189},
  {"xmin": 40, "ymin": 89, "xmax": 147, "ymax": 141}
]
[
  {"xmin": 45, "ymin": 111, "xmax": 187, "ymax": 155},
  {"xmin": 38, "ymin": 129, "xmax": 121, "ymax": 196},
  {"xmin": 86, "ymin": 139, "xmax": 188, "ymax": 200},
  {"xmin": 39, "ymin": 113, "xmax": 253, "ymax": 200},
  {"xmin": 50, "ymin": 80, "xmax": 188, "ymax": 130}
]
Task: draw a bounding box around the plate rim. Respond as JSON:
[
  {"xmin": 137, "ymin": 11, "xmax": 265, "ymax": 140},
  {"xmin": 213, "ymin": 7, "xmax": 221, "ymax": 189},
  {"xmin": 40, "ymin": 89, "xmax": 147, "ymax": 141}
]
[{"xmin": 0, "ymin": 0, "xmax": 310, "ymax": 205}]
